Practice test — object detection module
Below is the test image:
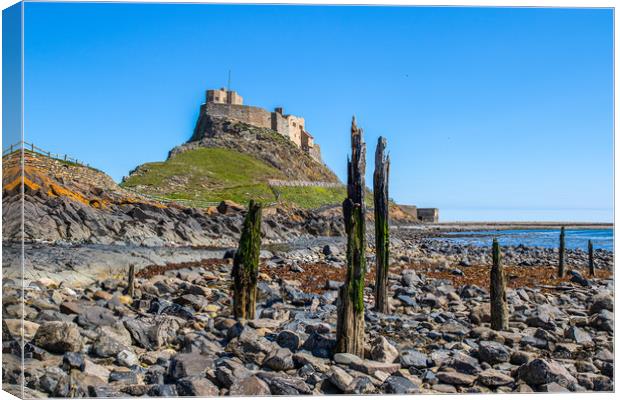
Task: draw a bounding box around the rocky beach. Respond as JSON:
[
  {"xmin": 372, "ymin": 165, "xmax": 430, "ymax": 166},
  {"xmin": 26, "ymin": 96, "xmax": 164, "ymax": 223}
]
[{"xmin": 2, "ymin": 222, "xmax": 614, "ymax": 397}]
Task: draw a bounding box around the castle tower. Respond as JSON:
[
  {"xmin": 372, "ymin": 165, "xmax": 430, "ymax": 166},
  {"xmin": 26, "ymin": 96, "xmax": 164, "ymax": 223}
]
[{"xmin": 206, "ymin": 88, "xmax": 243, "ymax": 105}]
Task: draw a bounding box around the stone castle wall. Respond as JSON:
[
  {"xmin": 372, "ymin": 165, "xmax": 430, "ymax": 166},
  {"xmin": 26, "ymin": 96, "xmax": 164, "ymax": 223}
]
[
  {"xmin": 200, "ymin": 102, "xmax": 321, "ymax": 162},
  {"xmin": 205, "ymin": 103, "xmax": 272, "ymax": 130}
]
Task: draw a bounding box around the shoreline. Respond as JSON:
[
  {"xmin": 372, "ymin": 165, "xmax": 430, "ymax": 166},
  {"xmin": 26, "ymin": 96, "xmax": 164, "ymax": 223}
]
[{"xmin": 400, "ymin": 221, "xmax": 613, "ymax": 232}]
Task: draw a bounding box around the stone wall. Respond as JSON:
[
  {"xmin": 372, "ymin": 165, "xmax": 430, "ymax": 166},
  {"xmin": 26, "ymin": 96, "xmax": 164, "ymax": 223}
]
[
  {"xmin": 417, "ymin": 208, "xmax": 439, "ymax": 223},
  {"xmin": 268, "ymin": 179, "xmax": 342, "ymax": 188},
  {"xmin": 271, "ymin": 111, "xmax": 291, "ymax": 140},
  {"xmin": 205, "ymin": 103, "xmax": 272, "ymax": 130},
  {"xmin": 308, "ymin": 143, "xmax": 321, "ymax": 162},
  {"xmin": 197, "ymin": 101, "xmax": 322, "ymax": 162}
]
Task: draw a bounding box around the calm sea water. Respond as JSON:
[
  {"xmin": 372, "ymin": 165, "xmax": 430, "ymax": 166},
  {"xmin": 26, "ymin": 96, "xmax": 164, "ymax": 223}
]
[{"xmin": 441, "ymin": 229, "xmax": 613, "ymax": 251}]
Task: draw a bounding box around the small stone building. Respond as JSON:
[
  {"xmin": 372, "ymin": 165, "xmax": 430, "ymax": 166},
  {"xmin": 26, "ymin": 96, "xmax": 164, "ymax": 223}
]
[{"xmin": 417, "ymin": 208, "xmax": 439, "ymax": 223}]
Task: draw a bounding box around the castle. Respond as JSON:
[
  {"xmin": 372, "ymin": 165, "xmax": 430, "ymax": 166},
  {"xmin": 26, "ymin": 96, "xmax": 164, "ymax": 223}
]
[{"xmin": 193, "ymin": 88, "xmax": 321, "ymax": 161}]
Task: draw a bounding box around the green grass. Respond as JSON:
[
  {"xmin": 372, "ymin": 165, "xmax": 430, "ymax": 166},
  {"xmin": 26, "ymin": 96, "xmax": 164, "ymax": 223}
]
[
  {"xmin": 276, "ymin": 186, "xmax": 346, "ymax": 209},
  {"xmin": 121, "ymin": 147, "xmax": 347, "ymax": 209}
]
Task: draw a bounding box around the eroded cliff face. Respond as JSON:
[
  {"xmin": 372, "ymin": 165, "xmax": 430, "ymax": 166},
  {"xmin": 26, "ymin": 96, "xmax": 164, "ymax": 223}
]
[
  {"xmin": 176, "ymin": 115, "xmax": 339, "ymax": 183},
  {"xmin": 2, "ymin": 151, "xmax": 345, "ymax": 246}
]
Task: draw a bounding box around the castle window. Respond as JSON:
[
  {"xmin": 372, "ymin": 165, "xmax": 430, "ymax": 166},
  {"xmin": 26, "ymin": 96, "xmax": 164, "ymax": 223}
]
[{"xmin": 292, "ymin": 122, "xmax": 296, "ymax": 127}]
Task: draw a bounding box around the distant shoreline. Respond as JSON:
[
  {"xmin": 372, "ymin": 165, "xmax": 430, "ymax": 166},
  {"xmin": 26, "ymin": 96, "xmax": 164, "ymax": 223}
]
[{"xmin": 400, "ymin": 221, "xmax": 613, "ymax": 232}]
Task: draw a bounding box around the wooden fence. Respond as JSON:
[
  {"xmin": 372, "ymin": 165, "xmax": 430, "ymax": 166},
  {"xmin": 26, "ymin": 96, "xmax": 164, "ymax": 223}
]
[{"xmin": 2, "ymin": 141, "xmax": 91, "ymax": 168}]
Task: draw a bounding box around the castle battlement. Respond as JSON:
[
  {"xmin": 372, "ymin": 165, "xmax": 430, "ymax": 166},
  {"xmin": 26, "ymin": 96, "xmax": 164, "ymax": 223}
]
[{"xmin": 195, "ymin": 89, "xmax": 321, "ymax": 161}]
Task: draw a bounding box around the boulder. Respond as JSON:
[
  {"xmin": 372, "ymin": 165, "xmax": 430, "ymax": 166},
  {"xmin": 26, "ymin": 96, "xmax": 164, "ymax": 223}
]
[
  {"xmin": 276, "ymin": 330, "xmax": 301, "ymax": 351},
  {"xmin": 176, "ymin": 377, "xmax": 220, "ymax": 396},
  {"xmin": 478, "ymin": 341, "xmax": 511, "ymax": 364},
  {"xmin": 370, "ymin": 336, "xmax": 399, "ymax": 363},
  {"xmin": 477, "ymin": 369, "xmax": 514, "ymax": 387},
  {"xmin": 168, "ymin": 352, "xmax": 213, "ymax": 380},
  {"xmin": 350, "ymin": 360, "xmax": 400, "ymax": 375},
  {"xmin": 255, "ymin": 371, "xmax": 312, "ymax": 395},
  {"xmin": 517, "ymin": 359, "xmax": 578, "ymax": 389},
  {"xmin": 383, "ymin": 376, "xmax": 420, "ymax": 394},
  {"xmin": 564, "ymin": 326, "xmax": 593, "ymax": 347},
  {"xmin": 589, "ymin": 293, "xmax": 613, "ymax": 314},
  {"xmin": 91, "ymin": 334, "xmax": 128, "ymax": 358},
  {"xmin": 400, "ymin": 349, "xmax": 431, "ymax": 369},
  {"xmin": 229, "ymin": 375, "xmax": 271, "ymax": 396},
  {"xmin": 436, "ymin": 371, "xmax": 477, "ymax": 386},
  {"xmin": 329, "ymin": 366, "xmax": 354, "ymax": 392},
  {"xmin": 3, "ymin": 319, "xmax": 40, "ymax": 341},
  {"xmin": 263, "ymin": 347, "xmax": 295, "ymax": 371},
  {"xmin": 33, "ymin": 321, "xmax": 82, "ymax": 353}
]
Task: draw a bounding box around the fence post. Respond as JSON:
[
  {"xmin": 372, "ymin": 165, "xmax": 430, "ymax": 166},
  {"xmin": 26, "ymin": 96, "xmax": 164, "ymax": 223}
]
[{"xmin": 31, "ymin": 143, "xmax": 34, "ymax": 151}]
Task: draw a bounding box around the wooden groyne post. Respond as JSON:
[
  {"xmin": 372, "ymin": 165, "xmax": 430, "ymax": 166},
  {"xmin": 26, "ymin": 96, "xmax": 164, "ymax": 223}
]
[
  {"xmin": 126, "ymin": 264, "xmax": 135, "ymax": 299},
  {"xmin": 231, "ymin": 200, "xmax": 262, "ymax": 320},
  {"xmin": 588, "ymin": 240, "xmax": 595, "ymax": 277},
  {"xmin": 558, "ymin": 226, "xmax": 566, "ymax": 278},
  {"xmin": 336, "ymin": 117, "xmax": 367, "ymax": 357},
  {"xmin": 490, "ymin": 238, "xmax": 509, "ymax": 331},
  {"xmin": 373, "ymin": 136, "xmax": 390, "ymax": 313}
]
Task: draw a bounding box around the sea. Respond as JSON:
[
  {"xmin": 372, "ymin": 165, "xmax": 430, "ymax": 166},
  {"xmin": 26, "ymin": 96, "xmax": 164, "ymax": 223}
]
[{"xmin": 439, "ymin": 228, "xmax": 614, "ymax": 251}]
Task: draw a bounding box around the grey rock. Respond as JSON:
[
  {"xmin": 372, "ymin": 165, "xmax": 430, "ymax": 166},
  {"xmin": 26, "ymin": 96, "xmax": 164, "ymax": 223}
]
[
  {"xmin": 477, "ymin": 369, "xmax": 514, "ymax": 387},
  {"xmin": 264, "ymin": 347, "xmax": 295, "ymax": 371},
  {"xmin": 565, "ymin": 326, "xmax": 593, "ymax": 347},
  {"xmin": 256, "ymin": 371, "xmax": 312, "ymax": 395},
  {"xmin": 370, "ymin": 336, "xmax": 399, "ymax": 363},
  {"xmin": 33, "ymin": 321, "xmax": 82, "ymax": 353},
  {"xmin": 229, "ymin": 375, "xmax": 271, "ymax": 396},
  {"xmin": 589, "ymin": 293, "xmax": 613, "ymax": 314},
  {"xmin": 168, "ymin": 352, "xmax": 213, "ymax": 380},
  {"xmin": 91, "ymin": 334, "xmax": 128, "ymax": 358},
  {"xmin": 400, "ymin": 349, "xmax": 431, "ymax": 369},
  {"xmin": 517, "ymin": 359, "xmax": 578, "ymax": 388},
  {"xmin": 478, "ymin": 341, "xmax": 511, "ymax": 364},
  {"xmin": 176, "ymin": 377, "xmax": 220, "ymax": 396},
  {"xmin": 334, "ymin": 352, "xmax": 362, "ymax": 365},
  {"xmin": 436, "ymin": 371, "xmax": 476, "ymax": 386},
  {"xmin": 383, "ymin": 376, "xmax": 420, "ymax": 394},
  {"xmin": 276, "ymin": 330, "xmax": 301, "ymax": 351}
]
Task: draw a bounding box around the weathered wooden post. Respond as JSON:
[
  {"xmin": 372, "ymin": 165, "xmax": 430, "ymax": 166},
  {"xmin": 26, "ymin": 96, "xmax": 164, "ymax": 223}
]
[
  {"xmin": 336, "ymin": 117, "xmax": 367, "ymax": 357},
  {"xmin": 231, "ymin": 200, "xmax": 262, "ymax": 320},
  {"xmin": 558, "ymin": 226, "xmax": 566, "ymax": 278},
  {"xmin": 490, "ymin": 238, "xmax": 509, "ymax": 331},
  {"xmin": 373, "ymin": 136, "xmax": 390, "ymax": 313},
  {"xmin": 588, "ymin": 240, "xmax": 595, "ymax": 277},
  {"xmin": 126, "ymin": 264, "xmax": 135, "ymax": 299}
]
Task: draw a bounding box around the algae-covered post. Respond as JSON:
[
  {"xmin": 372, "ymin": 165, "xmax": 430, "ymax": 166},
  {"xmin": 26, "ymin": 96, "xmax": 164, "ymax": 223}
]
[
  {"xmin": 126, "ymin": 264, "xmax": 135, "ymax": 299},
  {"xmin": 231, "ymin": 200, "xmax": 262, "ymax": 320},
  {"xmin": 336, "ymin": 117, "xmax": 367, "ymax": 357},
  {"xmin": 490, "ymin": 238, "xmax": 509, "ymax": 331},
  {"xmin": 373, "ymin": 136, "xmax": 390, "ymax": 313},
  {"xmin": 588, "ymin": 239, "xmax": 595, "ymax": 277},
  {"xmin": 558, "ymin": 226, "xmax": 566, "ymax": 278}
]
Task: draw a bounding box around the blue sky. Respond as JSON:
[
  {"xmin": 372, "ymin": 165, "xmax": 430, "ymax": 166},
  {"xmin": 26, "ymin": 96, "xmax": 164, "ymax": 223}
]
[{"xmin": 20, "ymin": 3, "xmax": 613, "ymax": 221}]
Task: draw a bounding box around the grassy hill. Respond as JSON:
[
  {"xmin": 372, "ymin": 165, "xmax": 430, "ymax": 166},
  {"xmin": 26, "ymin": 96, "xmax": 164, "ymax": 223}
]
[
  {"xmin": 121, "ymin": 116, "xmax": 348, "ymax": 209},
  {"xmin": 121, "ymin": 147, "xmax": 346, "ymax": 208}
]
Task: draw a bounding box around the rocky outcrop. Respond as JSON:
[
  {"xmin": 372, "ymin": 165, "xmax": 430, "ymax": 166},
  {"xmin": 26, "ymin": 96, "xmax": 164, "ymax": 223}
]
[
  {"xmin": 169, "ymin": 116, "xmax": 339, "ymax": 182},
  {"xmin": 2, "ymin": 152, "xmax": 345, "ymax": 246}
]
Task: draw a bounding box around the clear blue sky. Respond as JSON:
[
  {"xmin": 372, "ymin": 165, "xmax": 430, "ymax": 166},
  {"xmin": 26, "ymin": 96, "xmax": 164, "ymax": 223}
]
[{"xmin": 21, "ymin": 3, "xmax": 613, "ymax": 222}]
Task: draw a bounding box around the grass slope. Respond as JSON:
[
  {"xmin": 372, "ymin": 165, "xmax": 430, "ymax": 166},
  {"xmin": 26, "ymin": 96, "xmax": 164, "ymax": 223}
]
[{"xmin": 122, "ymin": 147, "xmax": 345, "ymax": 208}]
